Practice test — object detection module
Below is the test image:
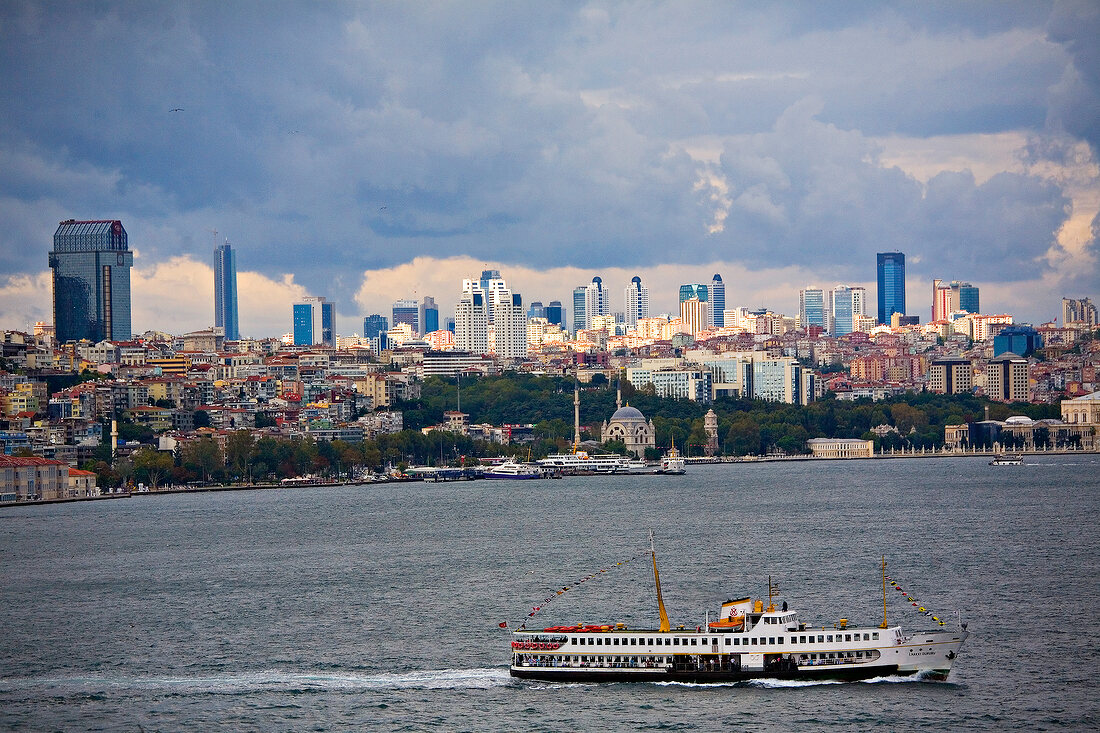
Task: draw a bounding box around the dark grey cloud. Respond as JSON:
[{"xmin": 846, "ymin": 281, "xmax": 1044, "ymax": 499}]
[{"xmin": 0, "ymin": 0, "xmax": 1094, "ymax": 320}]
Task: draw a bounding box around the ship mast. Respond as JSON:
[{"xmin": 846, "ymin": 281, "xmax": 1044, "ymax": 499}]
[
  {"xmin": 650, "ymin": 530, "xmax": 670, "ymax": 632},
  {"xmin": 879, "ymin": 555, "xmax": 888, "ymax": 629}
]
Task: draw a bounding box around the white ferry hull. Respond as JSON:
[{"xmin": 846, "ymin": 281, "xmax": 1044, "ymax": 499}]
[{"xmin": 509, "ymin": 628, "xmax": 967, "ymax": 684}]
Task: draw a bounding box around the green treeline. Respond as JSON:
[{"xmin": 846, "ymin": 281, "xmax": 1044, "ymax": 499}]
[
  {"xmin": 89, "ymin": 373, "xmax": 1062, "ymax": 488},
  {"xmin": 402, "ymin": 374, "xmax": 1062, "ymax": 458}
]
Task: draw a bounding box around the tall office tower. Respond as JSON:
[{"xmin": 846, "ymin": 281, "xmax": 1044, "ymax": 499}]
[
  {"xmin": 571, "ymin": 287, "xmax": 586, "ymax": 335},
  {"xmin": 932, "ymin": 279, "xmax": 953, "ymax": 322},
  {"xmin": 799, "ymin": 287, "xmax": 828, "ymax": 330},
  {"xmin": 624, "ymin": 275, "xmax": 650, "ymax": 328},
  {"xmin": 585, "ymin": 277, "xmax": 608, "ymax": 330},
  {"xmin": 455, "ymin": 291, "xmax": 489, "ymax": 354},
  {"xmin": 527, "ymin": 301, "xmax": 546, "ymax": 320},
  {"xmin": 493, "ymin": 291, "xmax": 528, "ymax": 360},
  {"xmin": 1063, "ymin": 297, "xmax": 1098, "ymax": 328},
  {"xmin": 363, "ymin": 314, "xmax": 388, "ymax": 339},
  {"xmin": 419, "ymin": 296, "xmax": 439, "ymax": 335},
  {"xmin": 50, "ymin": 219, "xmax": 134, "ymax": 342},
  {"xmin": 213, "ymin": 240, "xmax": 240, "ymax": 340},
  {"xmin": 392, "ymin": 299, "xmax": 419, "ymax": 334},
  {"xmin": 828, "ymin": 285, "xmax": 866, "ymax": 336},
  {"xmin": 680, "ymin": 296, "xmax": 709, "ymax": 335},
  {"xmin": 678, "ymin": 283, "xmax": 709, "ymax": 304},
  {"xmin": 876, "ymin": 252, "xmax": 905, "ymax": 325},
  {"xmin": 293, "ymin": 297, "xmax": 335, "ymax": 347},
  {"xmin": 952, "ymin": 281, "xmax": 979, "ymax": 314},
  {"xmin": 710, "ymin": 274, "xmax": 725, "ymax": 328},
  {"xmin": 927, "ymin": 358, "xmax": 973, "ymax": 395},
  {"xmin": 545, "ymin": 300, "xmax": 564, "ymax": 331}
]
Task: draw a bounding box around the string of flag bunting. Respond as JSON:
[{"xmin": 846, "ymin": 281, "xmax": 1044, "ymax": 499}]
[
  {"xmin": 505, "ymin": 552, "xmax": 645, "ymax": 630},
  {"xmin": 886, "ymin": 574, "xmax": 946, "ymax": 626}
]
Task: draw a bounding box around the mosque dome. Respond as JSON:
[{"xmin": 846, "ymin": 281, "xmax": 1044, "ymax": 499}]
[{"xmin": 610, "ymin": 405, "xmax": 646, "ymax": 421}]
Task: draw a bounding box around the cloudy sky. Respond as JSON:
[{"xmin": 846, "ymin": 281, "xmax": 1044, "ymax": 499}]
[{"xmin": 1, "ymin": 1, "xmax": 1097, "ymax": 337}]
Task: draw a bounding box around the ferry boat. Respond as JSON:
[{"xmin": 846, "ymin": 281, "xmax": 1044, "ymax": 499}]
[
  {"xmin": 537, "ymin": 451, "xmax": 648, "ymax": 474},
  {"xmin": 509, "ymin": 542, "xmax": 968, "ymax": 683},
  {"xmin": 989, "ymin": 454, "xmax": 1024, "ymax": 466},
  {"xmin": 483, "ymin": 461, "xmax": 543, "ymax": 480},
  {"xmin": 658, "ymin": 442, "xmax": 686, "ymax": 474}
]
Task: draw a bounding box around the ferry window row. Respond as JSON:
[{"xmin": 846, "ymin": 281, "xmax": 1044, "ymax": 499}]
[
  {"xmin": 566, "ymin": 631, "xmax": 879, "ymax": 648},
  {"xmin": 571, "ymin": 637, "xmax": 717, "ymax": 647}
]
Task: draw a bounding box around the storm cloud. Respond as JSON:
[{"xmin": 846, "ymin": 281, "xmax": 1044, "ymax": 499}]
[{"xmin": 0, "ymin": 1, "xmax": 1096, "ymax": 333}]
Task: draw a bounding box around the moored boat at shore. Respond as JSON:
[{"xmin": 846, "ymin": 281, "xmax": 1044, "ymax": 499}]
[
  {"xmin": 483, "ymin": 460, "xmax": 543, "ymax": 480},
  {"xmin": 509, "ymin": 542, "xmax": 968, "ymax": 684}
]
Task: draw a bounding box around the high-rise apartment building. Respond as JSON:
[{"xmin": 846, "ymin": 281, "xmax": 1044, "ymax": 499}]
[
  {"xmin": 292, "ymin": 297, "xmax": 334, "ymax": 347},
  {"xmin": 829, "ymin": 285, "xmax": 866, "ymax": 336},
  {"xmin": 213, "ymin": 240, "xmax": 240, "ymax": 340},
  {"xmin": 419, "ymin": 296, "xmax": 439, "ymax": 335},
  {"xmin": 1062, "ymin": 297, "xmax": 1097, "ymax": 328},
  {"xmin": 876, "ymin": 252, "xmax": 905, "ymax": 325},
  {"xmin": 710, "ymin": 274, "xmax": 725, "ymax": 328},
  {"xmin": 462, "ymin": 269, "xmax": 509, "ymax": 323},
  {"xmin": 493, "ymin": 291, "xmax": 527, "ymax": 360},
  {"xmin": 799, "ymin": 287, "xmax": 827, "ymax": 331},
  {"xmin": 50, "ymin": 219, "xmax": 134, "ymax": 343},
  {"xmin": 680, "ymin": 296, "xmax": 709, "ymax": 335},
  {"xmin": 584, "ymin": 277, "xmax": 608, "ymax": 331},
  {"xmin": 454, "ymin": 291, "xmax": 489, "ymax": 354},
  {"xmin": 392, "ymin": 299, "xmax": 419, "ymax": 334},
  {"xmin": 928, "ymin": 358, "xmax": 973, "ymax": 395},
  {"xmin": 624, "ymin": 276, "xmax": 649, "ymax": 328},
  {"xmin": 986, "ymin": 352, "xmax": 1029, "ymax": 402}
]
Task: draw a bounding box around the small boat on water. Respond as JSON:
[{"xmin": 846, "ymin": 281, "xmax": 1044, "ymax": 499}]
[
  {"xmin": 658, "ymin": 441, "xmax": 686, "ymax": 474},
  {"xmin": 509, "ymin": 539, "xmax": 968, "ymax": 683},
  {"xmin": 483, "ymin": 460, "xmax": 542, "ymax": 480},
  {"xmin": 989, "ymin": 454, "xmax": 1024, "ymax": 466}
]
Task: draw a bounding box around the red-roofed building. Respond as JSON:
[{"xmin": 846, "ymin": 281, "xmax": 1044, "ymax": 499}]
[{"xmin": 0, "ymin": 456, "xmax": 70, "ymax": 501}]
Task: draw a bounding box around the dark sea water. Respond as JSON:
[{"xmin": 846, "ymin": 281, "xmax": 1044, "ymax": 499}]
[{"xmin": 2, "ymin": 455, "xmax": 1097, "ymax": 732}]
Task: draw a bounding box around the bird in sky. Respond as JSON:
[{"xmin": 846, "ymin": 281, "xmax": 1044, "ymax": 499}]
[{"xmin": 169, "ymin": 107, "xmax": 184, "ymax": 112}]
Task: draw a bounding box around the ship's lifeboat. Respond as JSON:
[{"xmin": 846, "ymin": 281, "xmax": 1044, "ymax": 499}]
[{"xmin": 707, "ymin": 615, "xmax": 745, "ymax": 630}]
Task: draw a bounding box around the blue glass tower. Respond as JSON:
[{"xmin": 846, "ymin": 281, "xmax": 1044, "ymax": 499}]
[
  {"xmin": 545, "ymin": 301, "xmax": 564, "ymax": 330},
  {"xmin": 710, "ymin": 274, "xmax": 725, "ymax": 327},
  {"xmin": 50, "ymin": 219, "xmax": 133, "ymax": 342},
  {"xmin": 293, "ymin": 297, "xmax": 334, "ymax": 346},
  {"xmin": 363, "ymin": 314, "xmax": 388, "ymax": 338},
  {"xmin": 214, "ymin": 241, "xmax": 240, "ymax": 340},
  {"xmin": 876, "ymin": 252, "xmax": 906, "ymax": 324}
]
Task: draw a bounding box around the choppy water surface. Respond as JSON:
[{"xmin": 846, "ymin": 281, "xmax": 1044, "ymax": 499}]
[{"xmin": 2, "ymin": 456, "xmax": 1097, "ymax": 731}]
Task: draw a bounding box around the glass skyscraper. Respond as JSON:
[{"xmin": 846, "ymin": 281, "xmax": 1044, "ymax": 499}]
[
  {"xmin": 710, "ymin": 274, "xmax": 725, "ymax": 328},
  {"xmin": 392, "ymin": 299, "xmax": 419, "ymax": 334},
  {"xmin": 545, "ymin": 301, "xmax": 564, "ymax": 330},
  {"xmin": 876, "ymin": 252, "xmax": 906, "ymax": 325},
  {"xmin": 572, "ymin": 286, "xmax": 586, "ymax": 335},
  {"xmin": 293, "ymin": 297, "xmax": 334, "ymax": 347},
  {"xmin": 799, "ymin": 287, "xmax": 827, "ymax": 330},
  {"xmin": 213, "ymin": 241, "xmax": 240, "ymax": 340},
  {"xmin": 363, "ymin": 314, "xmax": 388, "ymax": 338},
  {"xmin": 50, "ymin": 219, "xmax": 133, "ymax": 343}
]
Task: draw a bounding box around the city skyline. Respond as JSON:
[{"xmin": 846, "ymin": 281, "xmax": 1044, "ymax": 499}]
[{"xmin": 1, "ymin": 3, "xmax": 1098, "ymax": 336}]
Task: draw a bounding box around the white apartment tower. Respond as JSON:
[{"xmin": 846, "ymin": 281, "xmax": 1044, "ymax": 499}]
[
  {"xmin": 454, "ymin": 291, "xmax": 489, "ymax": 354},
  {"xmin": 624, "ymin": 275, "xmax": 649, "ymax": 328},
  {"xmin": 584, "ymin": 277, "xmax": 608, "ymax": 330},
  {"xmin": 493, "ymin": 291, "xmax": 528, "ymax": 360}
]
